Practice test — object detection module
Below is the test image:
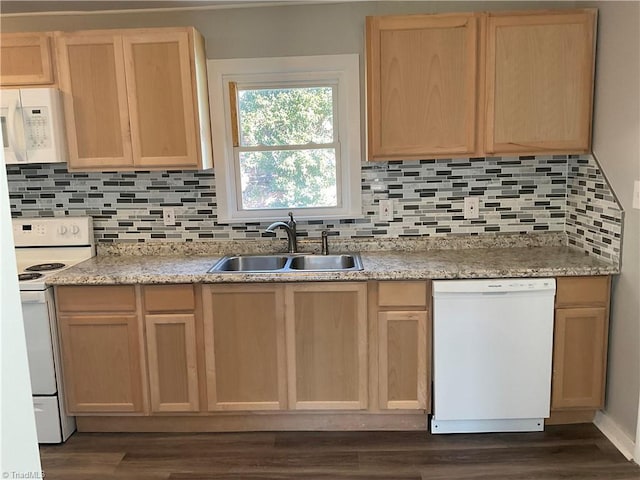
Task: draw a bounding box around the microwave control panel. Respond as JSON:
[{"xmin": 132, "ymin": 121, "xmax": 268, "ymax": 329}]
[{"xmin": 25, "ymin": 107, "xmax": 52, "ymax": 150}]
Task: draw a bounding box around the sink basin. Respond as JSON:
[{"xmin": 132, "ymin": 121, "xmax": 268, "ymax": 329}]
[
  {"xmin": 289, "ymin": 254, "xmax": 361, "ymax": 271},
  {"xmin": 209, "ymin": 255, "xmax": 288, "ymax": 272},
  {"xmin": 208, "ymin": 254, "xmax": 363, "ymax": 273}
]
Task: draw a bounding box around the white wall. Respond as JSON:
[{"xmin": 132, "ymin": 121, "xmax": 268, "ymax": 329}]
[
  {"xmin": 581, "ymin": 0, "xmax": 640, "ymax": 442},
  {"xmin": 0, "ymin": 156, "xmax": 41, "ymax": 476}
]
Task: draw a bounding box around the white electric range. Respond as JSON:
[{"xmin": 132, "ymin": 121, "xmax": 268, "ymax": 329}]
[{"xmin": 13, "ymin": 216, "xmax": 95, "ymax": 443}]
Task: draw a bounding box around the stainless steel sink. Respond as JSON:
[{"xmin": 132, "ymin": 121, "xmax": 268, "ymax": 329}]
[
  {"xmin": 208, "ymin": 253, "xmax": 363, "ymax": 273},
  {"xmin": 289, "ymin": 254, "xmax": 360, "ymax": 271},
  {"xmin": 209, "ymin": 255, "xmax": 288, "ymax": 272}
]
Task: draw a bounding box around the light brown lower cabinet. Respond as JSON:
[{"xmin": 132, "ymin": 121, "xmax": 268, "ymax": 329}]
[
  {"xmin": 551, "ymin": 276, "xmax": 610, "ymax": 413},
  {"xmin": 55, "ymin": 276, "xmax": 610, "ymax": 429},
  {"xmin": 375, "ymin": 281, "xmax": 431, "ymax": 412},
  {"xmin": 552, "ymin": 307, "xmax": 607, "ymax": 409},
  {"xmin": 202, "ymin": 284, "xmax": 287, "ymax": 411},
  {"xmin": 56, "ymin": 286, "xmax": 146, "ymax": 414},
  {"xmin": 143, "ymin": 285, "xmax": 201, "ymax": 413},
  {"xmin": 144, "ymin": 314, "xmax": 199, "ymax": 412},
  {"xmin": 201, "ymin": 282, "xmax": 369, "ymax": 411},
  {"xmin": 286, "ymin": 283, "xmax": 368, "ymax": 410},
  {"xmin": 378, "ymin": 311, "xmax": 429, "ymax": 410},
  {"xmin": 57, "ymin": 284, "xmax": 202, "ymax": 415}
]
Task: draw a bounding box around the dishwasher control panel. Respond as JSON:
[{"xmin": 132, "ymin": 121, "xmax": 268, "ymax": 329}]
[{"xmin": 433, "ymin": 278, "xmax": 555, "ymax": 294}]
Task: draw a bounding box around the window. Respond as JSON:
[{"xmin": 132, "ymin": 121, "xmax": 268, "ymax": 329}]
[{"xmin": 208, "ymin": 55, "xmax": 361, "ymax": 222}]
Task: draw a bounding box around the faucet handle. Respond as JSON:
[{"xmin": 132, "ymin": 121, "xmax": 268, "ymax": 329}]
[{"xmin": 288, "ymin": 211, "xmax": 295, "ymax": 224}]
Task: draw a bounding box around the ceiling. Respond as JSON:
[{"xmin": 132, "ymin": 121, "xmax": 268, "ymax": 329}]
[{"xmin": 0, "ymin": 1, "xmax": 301, "ymax": 15}]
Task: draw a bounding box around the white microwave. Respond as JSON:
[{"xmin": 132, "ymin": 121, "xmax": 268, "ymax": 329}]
[{"xmin": 1, "ymin": 87, "xmax": 67, "ymax": 165}]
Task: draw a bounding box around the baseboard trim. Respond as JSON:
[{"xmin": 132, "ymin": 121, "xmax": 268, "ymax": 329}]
[
  {"xmin": 76, "ymin": 412, "xmax": 429, "ymax": 433},
  {"xmin": 547, "ymin": 409, "xmax": 595, "ymax": 425},
  {"xmin": 593, "ymin": 410, "xmax": 635, "ymax": 460}
]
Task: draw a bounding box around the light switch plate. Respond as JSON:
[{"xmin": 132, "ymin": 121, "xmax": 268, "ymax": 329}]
[
  {"xmin": 633, "ymin": 180, "xmax": 640, "ymax": 210},
  {"xmin": 464, "ymin": 197, "xmax": 479, "ymax": 219},
  {"xmin": 379, "ymin": 199, "xmax": 394, "ymax": 221},
  {"xmin": 163, "ymin": 207, "xmax": 176, "ymax": 226}
]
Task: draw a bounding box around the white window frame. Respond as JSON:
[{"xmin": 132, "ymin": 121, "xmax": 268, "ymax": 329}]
[{"xmin": 207, "ymin": 54, "xmax": 362, "ymax": 223}]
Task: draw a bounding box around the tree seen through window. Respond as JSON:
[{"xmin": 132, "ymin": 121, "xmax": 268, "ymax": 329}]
[{"xmin": 236, "ymin": 86, "xmax": 338, "ymax": 209}]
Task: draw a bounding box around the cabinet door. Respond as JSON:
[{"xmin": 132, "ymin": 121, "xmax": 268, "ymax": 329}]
[
  {"xmin": 122, "ymin": 31, "xmax": 198, "ymax": 168},
  {"xmin": 203, "ymin": 285, "xmax": 287, "ymax": 411},
  {"xmin": 286, "ymin": 283, "xmax": 368, "ymax": 410},
  {"xmin": 56, "ymin": 33, "xmax": 133, "ymax": 169},
  {"xmin": 58, "ymin": 314, "xmax": 144, "ymax": 413},
  {"xmin": 378, "ymin": 311, "xmax": 429, "ymax": 410},
  {"xmin": 145, "ymin": 314, "xmax": 199, "ymax": 412},
  {"xmin": 485, "ymin": 11, "xmax": 596, "ymax": 154},
  {"xmin": 366, "ymin": 14, "xmax": 478, "ymax": 160},
  {"xmin": 0, "ymin": 33, "xmax": 54, "ymax": 86},
  {"xmin": 552, "ymin": 307, "xmax": 607, "ymax": 409}
]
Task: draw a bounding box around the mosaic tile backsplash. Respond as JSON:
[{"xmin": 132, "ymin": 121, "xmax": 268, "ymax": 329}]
[
  {"xmin": 566, "ymin": 156, "xmax": 623, "ymax": 266},
  {"xmin": 6, "ymin": 154, "xmax": 622, "ymax": 265}
]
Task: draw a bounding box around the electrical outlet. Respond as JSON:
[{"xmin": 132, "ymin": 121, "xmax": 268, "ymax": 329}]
[
  {"xmin": 463, "ymin": 197, "xmax": 479, "ymax": 219},
  {"xmin": 633, "ymin": 180, "xmax": 640, "ymax": 210},
  {"xmin": 379, "ymin": 199, "xmax": 394, "ymax": 221},
  {"xmin": 163, "ymin": 207, "xmax": 176, "ymax": 226}
]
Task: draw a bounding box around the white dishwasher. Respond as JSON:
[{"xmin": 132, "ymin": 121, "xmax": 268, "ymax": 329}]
[{"xmin": 431, "ymin": 278, "xmax": 556, "ymax": 434}]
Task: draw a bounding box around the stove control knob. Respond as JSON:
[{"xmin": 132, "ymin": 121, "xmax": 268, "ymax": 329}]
[
  {"xmin": 71, "ymin": 225, "xmax": 80, "ymax": 235},
  {"xmin": 58, "ymin": 225, "xmax": 68, "ymax": 236}
]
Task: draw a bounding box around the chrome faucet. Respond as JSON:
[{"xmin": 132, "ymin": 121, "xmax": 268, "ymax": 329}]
[
  {"xmin": 265, "ymin": 212, "xmax": 298, "ymax": 253},
  {"xmin": 321, "ymin": 230, "xmax": 330, "ymax": 255}
]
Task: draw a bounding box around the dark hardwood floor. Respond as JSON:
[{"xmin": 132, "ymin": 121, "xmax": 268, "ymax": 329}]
[{"xmin": 39, "ymin": 424, "xmax": 640, "ymax": 479}]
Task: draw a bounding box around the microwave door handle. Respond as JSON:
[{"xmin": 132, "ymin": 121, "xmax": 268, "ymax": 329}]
[{"xmin": 8, "ymin": 98, "xmax": 26, "ymax": 163}]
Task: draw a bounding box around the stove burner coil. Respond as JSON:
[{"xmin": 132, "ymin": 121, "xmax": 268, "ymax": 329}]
[
  {"xmin": 26, "ymin": 263, "xmax": 66, "ymax": 272},
  {"xmin": 19, "ymin": 272, "xmax": 44, "ymax": 281}
]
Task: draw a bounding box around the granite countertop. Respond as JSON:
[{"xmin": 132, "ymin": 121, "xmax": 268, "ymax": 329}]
[{"xmin": 45, "ymin": 245, "xmax": 618, "ymax": 286}]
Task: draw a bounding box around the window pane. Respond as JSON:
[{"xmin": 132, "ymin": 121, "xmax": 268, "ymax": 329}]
[
  {"xmin": 239, "ymin": 148, "xmax": 337, "ymax": 209},
  {"xmin": 238, "ymin": 87, "xmax": 334, "ymax": 146}
]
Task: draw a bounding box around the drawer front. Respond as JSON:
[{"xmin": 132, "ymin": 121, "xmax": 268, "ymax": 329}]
[
  {"xmin": 56, "ymin": 285, "xmax": 137, "ymax": 313},
  {"xmin": 556, "ymin": 276, "xmax": 610, "ymax": 308},
  {"xmin": 378, "ymin": 281, "xmax": 428, "ymax": 308},
  {"xmin": 144, "ymin": 285, "xmax": 195, "ymax": 312}
]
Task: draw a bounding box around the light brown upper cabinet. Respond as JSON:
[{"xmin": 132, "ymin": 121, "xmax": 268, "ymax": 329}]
[
  {"xmin": 485, "ymin": 10, "xmax": 596, "ymax": 155},
  {"xmin": 0, "ymin": 32, "xmax": 55, "ymax": 86},
  {"xmin": 56, "ymin": 33, "xmax": 132, "ymax": 169},
  {"xmin": 366, "ymin": 9, "xmax": 596, "ymax": 161},
  {"xmin": 366, "ymin": 14, "xmax": 480, "ymax": 161},
  {"xmin": 56, "ymin": 27, "xmax": 212, "ymax": 171}
]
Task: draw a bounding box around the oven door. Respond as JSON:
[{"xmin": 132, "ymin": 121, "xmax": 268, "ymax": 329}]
[{"xmin": 21, "ymin": 289, "xmax": 57, "ymax": 395}]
